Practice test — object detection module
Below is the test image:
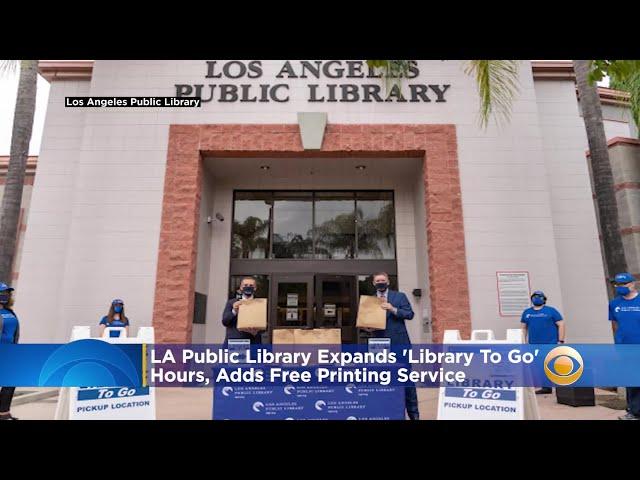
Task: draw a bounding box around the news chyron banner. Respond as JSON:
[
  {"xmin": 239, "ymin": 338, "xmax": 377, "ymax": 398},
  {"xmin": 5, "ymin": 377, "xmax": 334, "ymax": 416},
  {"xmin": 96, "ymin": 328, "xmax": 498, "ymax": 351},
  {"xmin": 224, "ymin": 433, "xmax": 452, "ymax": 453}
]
[
  {"xmin": 4, "ymin": 342, "xmax": 640, "ymax": 388},
  {"xmin": 144, "ymin": 344, "xmax": 640, "ymax": 389}
]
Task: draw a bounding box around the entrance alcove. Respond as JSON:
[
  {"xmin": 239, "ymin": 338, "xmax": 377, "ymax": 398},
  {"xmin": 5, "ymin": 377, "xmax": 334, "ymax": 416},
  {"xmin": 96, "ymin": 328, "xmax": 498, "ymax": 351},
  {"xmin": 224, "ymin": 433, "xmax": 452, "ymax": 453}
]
[
  {"xmin": 194, "ymin": 156, "xmax": 430, "ymax": 344},
  {"xmin": 152, "ymin": 124, "xmax": 470, "ymax": 344}
]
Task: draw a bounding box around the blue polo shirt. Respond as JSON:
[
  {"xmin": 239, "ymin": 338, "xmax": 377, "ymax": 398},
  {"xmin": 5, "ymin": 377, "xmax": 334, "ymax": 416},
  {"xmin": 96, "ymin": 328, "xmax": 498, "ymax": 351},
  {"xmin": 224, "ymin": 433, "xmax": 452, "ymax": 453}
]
[
  {"xmin": 1, "ymin": 308, "xmax": 19, "ymax": 344},
  {"xmin": 609, "ymin": 293, "xmax": 640, "ymax": 344},
  {"xmin": 521, "ymin": 306, "xmax": 563, "ymax": 344}
]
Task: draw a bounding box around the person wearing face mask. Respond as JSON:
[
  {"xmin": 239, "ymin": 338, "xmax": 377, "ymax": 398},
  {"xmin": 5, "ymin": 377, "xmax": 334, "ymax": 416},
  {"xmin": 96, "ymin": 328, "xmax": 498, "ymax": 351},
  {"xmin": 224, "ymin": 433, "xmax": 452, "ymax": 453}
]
[
  {"xmin": 222, "ymin": 276, "xmax": 263, "ymax": 347},
  {"xmin": 99, "ymin": 299, "xmax": 130, "ymax": 337},
  {"xmin": 365, "ymin": 272, "xmax": 418, "ymax": 420},
  {"xmin": 0, "ymin": 283, "xmax": 20, "ymax": 420},
  {"xmin": 520, "ymin": 290, "xmax": 565, "ymax": 394},
  {"xmin": 609, "ymin": 272, "xmax": 640, "ymax": 420}
]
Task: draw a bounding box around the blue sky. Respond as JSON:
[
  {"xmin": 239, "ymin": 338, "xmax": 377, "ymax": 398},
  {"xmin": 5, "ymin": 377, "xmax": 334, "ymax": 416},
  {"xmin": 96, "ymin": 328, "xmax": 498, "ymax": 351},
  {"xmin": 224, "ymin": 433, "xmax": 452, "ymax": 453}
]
[{"xmin": 0, "ymin": 70, "xmax": 50, "ymax": 155}]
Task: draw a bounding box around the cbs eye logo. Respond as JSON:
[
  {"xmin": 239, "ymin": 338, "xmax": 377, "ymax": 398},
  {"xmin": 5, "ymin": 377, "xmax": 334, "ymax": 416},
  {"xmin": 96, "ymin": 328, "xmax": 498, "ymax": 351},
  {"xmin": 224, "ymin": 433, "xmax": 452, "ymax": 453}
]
[
  {"xmin": 543, "ymin": 346, "xmax": 584, "ymax": 385},
  {"xmin": 38, "ymin": 339, "xmax": 142, "ymax": 387}
]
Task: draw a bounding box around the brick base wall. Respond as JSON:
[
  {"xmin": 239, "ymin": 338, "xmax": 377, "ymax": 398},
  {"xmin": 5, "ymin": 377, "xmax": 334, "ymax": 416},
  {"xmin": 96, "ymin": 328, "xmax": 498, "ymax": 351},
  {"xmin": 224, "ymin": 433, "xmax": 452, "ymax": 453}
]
[{"xmin": 153, "ymin": 124, "xmax": 471, "ymax": 343}]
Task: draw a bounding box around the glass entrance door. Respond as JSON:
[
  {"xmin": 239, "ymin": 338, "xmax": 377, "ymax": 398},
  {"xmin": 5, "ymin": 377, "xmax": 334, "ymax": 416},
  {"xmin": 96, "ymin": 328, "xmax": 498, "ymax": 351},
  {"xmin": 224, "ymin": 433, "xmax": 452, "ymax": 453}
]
[
  {"xmin": 315, "ymin": 274, "xmax": 357, "ymax": 344},
  {"xmin": 269, "ymin": 274, "xmax": 358, "ymax": 344},
  {"xmin": 270, "ymin": 274, "xmax": 314, "ymax": 331}
]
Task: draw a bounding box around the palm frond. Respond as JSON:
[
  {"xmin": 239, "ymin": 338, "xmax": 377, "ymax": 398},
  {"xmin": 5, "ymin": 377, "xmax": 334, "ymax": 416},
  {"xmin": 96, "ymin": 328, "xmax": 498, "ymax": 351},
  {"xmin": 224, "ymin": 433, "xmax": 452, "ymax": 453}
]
[
  {"xmin": 628, "ymin": 71, "xmax": 640, "ymax": 137},
  {"xmin": 589, "ymin": 60, "xmax": 640, "ymax": 138},
  {"xmin": 464, "ymin": 60, "xmax": 520, "ymax": 129},
  {"xmin": 610, "ymin": 68, "xmax": 640, "ymax": 138}
]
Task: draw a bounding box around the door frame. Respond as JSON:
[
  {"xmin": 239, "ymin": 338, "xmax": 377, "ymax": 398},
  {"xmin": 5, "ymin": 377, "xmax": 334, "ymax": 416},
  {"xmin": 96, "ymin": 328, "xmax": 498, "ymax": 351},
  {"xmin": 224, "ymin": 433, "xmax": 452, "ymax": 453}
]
[{"xmin": 230, "ymin": 259, "xmax": 397, "ymax": 276}]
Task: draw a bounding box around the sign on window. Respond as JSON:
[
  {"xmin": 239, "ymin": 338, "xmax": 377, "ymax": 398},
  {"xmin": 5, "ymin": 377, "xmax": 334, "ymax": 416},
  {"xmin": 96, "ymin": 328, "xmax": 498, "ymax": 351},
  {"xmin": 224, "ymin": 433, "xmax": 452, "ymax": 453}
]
[{"xmin": 287, "ymin": 294, "xmax": 298, "ymax": 307}]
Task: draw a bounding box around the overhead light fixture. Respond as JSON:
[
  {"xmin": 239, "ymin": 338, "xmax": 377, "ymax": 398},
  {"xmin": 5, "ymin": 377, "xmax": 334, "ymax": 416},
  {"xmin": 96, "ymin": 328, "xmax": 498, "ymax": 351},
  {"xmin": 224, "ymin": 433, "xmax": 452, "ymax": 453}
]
[
  {"xmin": 355, "ymin": 165, "xmax": 367, "ymax": 170},
  {"xmin": 260, "ymin": 165, "xmax": 270, "ymax": 170}
]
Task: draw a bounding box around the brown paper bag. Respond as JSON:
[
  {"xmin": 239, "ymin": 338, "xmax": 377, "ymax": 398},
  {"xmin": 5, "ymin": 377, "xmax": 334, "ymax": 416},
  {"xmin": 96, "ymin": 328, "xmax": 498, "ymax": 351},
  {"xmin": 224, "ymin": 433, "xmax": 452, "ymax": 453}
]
[
  {"xmin": 356, "ymin": 295, "xmax": 387, "ymax": 330},
  {"xmin": 294, "ymin": 329, "xmax": 341, "ymax": 365},
  {"xmin": 237, "ymin": 298, "xmax": 267, "ymax": 330},
  {"xmin": 272, "ymin": 328, "xmax": 295, "ymax": 344},
  {"xmin": 294, "ymin": 328, "xmax": 342, "ymax": 344}
]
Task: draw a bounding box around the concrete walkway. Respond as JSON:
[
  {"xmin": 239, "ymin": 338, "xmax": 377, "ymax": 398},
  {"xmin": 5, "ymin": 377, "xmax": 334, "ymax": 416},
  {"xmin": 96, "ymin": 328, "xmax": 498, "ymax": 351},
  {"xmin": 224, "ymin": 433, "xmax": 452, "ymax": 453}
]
[{"xmin": 9, "ymin": 387, "xmax": 625, "ymax": 420}]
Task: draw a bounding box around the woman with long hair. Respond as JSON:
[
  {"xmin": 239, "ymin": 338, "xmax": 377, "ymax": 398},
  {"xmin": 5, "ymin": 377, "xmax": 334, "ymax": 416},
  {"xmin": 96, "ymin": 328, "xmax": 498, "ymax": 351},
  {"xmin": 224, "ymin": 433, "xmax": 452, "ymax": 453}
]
[{"xmin": 99, "ymin": 299, "xmax": 130, "ymax": 337}]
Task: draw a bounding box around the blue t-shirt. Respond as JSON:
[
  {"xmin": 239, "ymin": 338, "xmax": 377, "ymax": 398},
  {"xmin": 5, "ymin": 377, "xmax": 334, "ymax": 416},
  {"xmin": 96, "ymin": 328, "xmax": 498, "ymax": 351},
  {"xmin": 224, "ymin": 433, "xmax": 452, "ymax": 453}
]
[
  {"xmin": 521, "ymin": 306, "xmax": 563, "ymax": 344},
  {"xmin": 99, "ymin": 316, "xmax": 129, "ymax": 328},
  {"xmin": 1, "ymin": 308, "xmax": 19, "ymax": 344},
  {"xmin": 609, "ymin": 294, "xmax": 640, "ymax": 344}
]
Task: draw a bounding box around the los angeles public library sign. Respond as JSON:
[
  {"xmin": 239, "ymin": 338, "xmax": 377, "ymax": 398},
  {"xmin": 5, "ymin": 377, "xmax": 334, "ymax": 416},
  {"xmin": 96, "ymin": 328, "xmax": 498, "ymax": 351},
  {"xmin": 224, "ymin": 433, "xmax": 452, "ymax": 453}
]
[{"xmin": 175, "ymin": 60, "xmax": 451, "ymax": 103}]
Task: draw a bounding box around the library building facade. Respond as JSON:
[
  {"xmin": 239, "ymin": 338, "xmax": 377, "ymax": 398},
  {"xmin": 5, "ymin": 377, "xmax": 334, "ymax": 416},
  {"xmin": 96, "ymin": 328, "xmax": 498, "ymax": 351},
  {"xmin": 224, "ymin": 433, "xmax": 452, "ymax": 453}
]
[{"xmin": 7, "ymin": 60, "xmax": 639, "ymax": 344}]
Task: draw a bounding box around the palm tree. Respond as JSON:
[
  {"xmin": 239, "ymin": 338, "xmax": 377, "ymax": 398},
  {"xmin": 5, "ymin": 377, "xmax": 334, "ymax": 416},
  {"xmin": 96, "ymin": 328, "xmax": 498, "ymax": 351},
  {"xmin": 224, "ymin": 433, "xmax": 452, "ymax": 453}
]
[
  {"xmin": 232, "ymin": 216, "xmax": 270, "ymax": 258},
  {"xmin": 0, "ymin": 60, "xmax": 38, "ymax": 284},
  {"xmin": 313, "ymin": 212, "xmax": 356, "ymax": 259},
  {"xmin": 356, "ymin": 202, "xmax": 395, "ymax": 258},
  {"xmin": 574, "ymin": 60, "xmax": 629, "ymax": 281},
  {"xmin": 272, "ymin": 232, "xmax": 313, "ymax": 258}
]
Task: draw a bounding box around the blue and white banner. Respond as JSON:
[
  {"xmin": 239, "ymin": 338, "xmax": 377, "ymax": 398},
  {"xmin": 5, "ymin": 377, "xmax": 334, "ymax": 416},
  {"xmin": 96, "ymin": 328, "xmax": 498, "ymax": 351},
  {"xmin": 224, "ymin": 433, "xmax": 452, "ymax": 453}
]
[{"xmin": 213, "ymin": 384, "xmax": 405, "ymax": 420}]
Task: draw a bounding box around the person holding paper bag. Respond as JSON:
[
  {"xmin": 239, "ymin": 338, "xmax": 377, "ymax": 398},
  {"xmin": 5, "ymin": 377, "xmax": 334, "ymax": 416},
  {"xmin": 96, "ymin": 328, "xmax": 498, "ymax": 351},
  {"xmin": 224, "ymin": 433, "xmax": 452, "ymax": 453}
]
[
  {"xmin": 365, "ymin": 272, "xmax": 415, "ymax": 343},
  {"xmin": 363, "ymin": 272, "xmax": 419, "ymax": 420},
  {"xmin": 222, "ymin": 276, "xmax": 263, "ymax": 346}
]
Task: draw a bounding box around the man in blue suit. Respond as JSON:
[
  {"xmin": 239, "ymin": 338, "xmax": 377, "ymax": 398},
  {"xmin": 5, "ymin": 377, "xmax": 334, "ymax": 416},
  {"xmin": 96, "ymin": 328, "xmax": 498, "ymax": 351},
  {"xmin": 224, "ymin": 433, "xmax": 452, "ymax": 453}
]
[
  {"xmin": 221, "ymin": 276, "xmax": 263, "ymax": 347},
  {"xmin": 367, "ymin": 272, "xmax": 419, "ymax": 420}
]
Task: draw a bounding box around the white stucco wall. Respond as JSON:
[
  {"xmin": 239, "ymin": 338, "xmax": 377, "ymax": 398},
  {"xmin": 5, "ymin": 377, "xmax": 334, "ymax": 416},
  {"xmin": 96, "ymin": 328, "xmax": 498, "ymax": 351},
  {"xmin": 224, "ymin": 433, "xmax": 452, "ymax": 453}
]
[
  {"xmin": 16, "ymin": 60, "xmax": 614, "ymax": 342},
  {"xmin": 413, "ymin": 166, "xmax": 430, "ymax": 341},
  {"xmin": 578, "ymin": 102, "xmax": 638, "ymax": 140},
  {"xmin": 534, "ymin": 79, "xmax": 611, "ymax": 342},
  {"xmin": 604, "ymin": 119, "xmax": 634, "ymax": 140},
  {"xmin": 192, "ymin": 171, "xmax": 214, "ymax": 343},
  {"xmin": 17, "ymin": 80, "xmax": 90, "ymax": 341}
]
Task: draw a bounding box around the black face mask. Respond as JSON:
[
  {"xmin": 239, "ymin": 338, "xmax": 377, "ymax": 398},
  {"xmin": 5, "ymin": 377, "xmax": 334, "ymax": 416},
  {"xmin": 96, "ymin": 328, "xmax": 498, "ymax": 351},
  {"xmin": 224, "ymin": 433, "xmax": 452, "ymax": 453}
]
[
  {"xmin": 374, "ymin": 282, "xmax": 389, "ymax": 292},
  {"xmin": 242, "ymin": 286, "xmax": 255, "ymax": 296},
  {"xmin": 0, "ymin": 293, "xmax": 10, "ymax": 304}
]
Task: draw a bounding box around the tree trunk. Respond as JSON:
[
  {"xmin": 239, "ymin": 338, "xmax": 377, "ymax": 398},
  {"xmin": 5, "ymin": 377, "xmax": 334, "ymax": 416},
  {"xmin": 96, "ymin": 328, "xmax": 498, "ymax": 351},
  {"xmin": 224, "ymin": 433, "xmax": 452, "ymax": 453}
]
[
  {"xmin": 574, "ymin": 60, "xmax": 628, "ymax": 286},
  {"xmin": 0, "ymin": 60, "xmax": 38, "ymax": 284}
]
